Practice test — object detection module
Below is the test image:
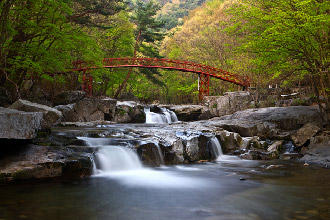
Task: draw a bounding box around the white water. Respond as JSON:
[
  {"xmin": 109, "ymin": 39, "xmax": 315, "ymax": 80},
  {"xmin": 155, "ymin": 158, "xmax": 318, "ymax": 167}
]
[
  {"xmin": 78, "ymin": 137, "xmax": 209, "ymax": 188},
  {"xmin": 144, "ymin": 107, "xmax": 178, "ymax": 124},
  {"xmin": 155, "ymin": 143, "xmax": 165, "ymax": 165},
  {"xmin": 78, "ymin": 137, "xmax": 142, "ymax": 174},
  {"xmin": 208, "ymin": 136, "xmax": 240, "ymax": 161}
]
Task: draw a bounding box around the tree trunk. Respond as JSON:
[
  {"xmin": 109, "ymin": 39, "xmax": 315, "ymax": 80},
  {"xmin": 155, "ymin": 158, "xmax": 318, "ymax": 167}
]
[{"xmin": 114, "ymin": 30, "xmax": 141, "ymax": 99}]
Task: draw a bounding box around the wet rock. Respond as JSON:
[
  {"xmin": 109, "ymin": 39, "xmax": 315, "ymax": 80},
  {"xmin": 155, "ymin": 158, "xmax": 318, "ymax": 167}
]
[
  {"xmin": 216, "ymin": 130, "xmax": 243, "ymax": 153},
  {"xmin": 167, "ymin": 105, "xmax": 213, "ymax": 121},
  {"xmin": 0, "ymin": 107, "xmax": 42, "ymax": 139},
  {"xmin": 291, "ymin": 123, "xmax": 321, "ymax": 147},
  {"xmin": 55, "ymin": 104, "xmax": 80, "ymax": 122},
  {"xmin": 240, "ymin": 149, "xmax": 279, "ymax": 160},
  {"xmin": 9, "ymin": 99, "xmax": 62, "ymax": 130},
  {"xmin": 204, "ymin": 91, "xmax": 252, "ymax": 117},
  {"xmin": 114, "ymin": 101, "xmax": 145, "ymax": 123},
  {"xmin": 55, "ymin": 97, "xmax": 116, "ymax": 122},
  {"xmin": 167, "ymin": 139, "xmax": 185, "ymax": 163},
  {"xmin": 300, "ymin": 134, "xmax": 330, "ymax": 167},
  {"xmin": 0, "ymin": 145, "xmax": 94, "ymax": 183},
  {"xmin": 53, "ymin": 91, "xmax": 85, "ymax": 105},
  {"xmin": 265, "ymin": 164, "xmax": 284, "ymax": 169},
  {"xmin": 221, "ymin": 106, "xmax": 323, "ymax": 131},
  {"xmin": 267, "ymin": 140, "xmax": 283, "ymax": 152},
  {"xmin": 137, "ymin": 142, "xmax": 164, "ymax": 166},
  {"xmin": 208, "ymin": 106, "xmax": 323, "ymax": 139}
]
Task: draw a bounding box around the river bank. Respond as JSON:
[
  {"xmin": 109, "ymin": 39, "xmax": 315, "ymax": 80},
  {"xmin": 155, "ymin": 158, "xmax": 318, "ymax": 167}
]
[{"xmin": 0, "ymin": 92, "xmax": 329, "ymax": 184}]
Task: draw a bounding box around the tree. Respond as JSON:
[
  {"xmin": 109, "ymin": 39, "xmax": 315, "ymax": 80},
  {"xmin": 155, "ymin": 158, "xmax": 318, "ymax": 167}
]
[
  {"xmin": 114, "ymin": 0, "xmax": 164, "ymax": 98},
  {"xmin": 0, "ymin": 0, "xmax": 126, "ymax": 101},
  {"xmin": 160, "ymin": 0, "xmax": 250, "ymax": 100},
  {"xmin": 226, "ymin": 0, "xmax": 330, "ymax": 117}
]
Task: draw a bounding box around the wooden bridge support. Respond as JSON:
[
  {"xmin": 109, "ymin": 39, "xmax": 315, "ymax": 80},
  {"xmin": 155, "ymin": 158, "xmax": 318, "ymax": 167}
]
[
  {"xmin": 82, "ymin": 70, "xmax": 93, "ymax": 96},
  {"xmin": 198, "ymin": 74, "xmax": 209, "ymax": 102}
]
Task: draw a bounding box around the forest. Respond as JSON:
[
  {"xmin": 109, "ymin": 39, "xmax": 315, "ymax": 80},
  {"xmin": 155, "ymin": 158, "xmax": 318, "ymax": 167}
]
[{"xmin": 0, "ymin": 0, "xmax": 329, "ymax": 112}]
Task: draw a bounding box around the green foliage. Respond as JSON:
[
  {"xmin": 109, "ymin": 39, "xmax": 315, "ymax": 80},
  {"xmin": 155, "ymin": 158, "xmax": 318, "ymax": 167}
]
[
  {"xmin": 226, "ymin": 0, "xmax": 330, "ymax": 113},
  {"xmin": 157, "ymin": 0, "xmax": 210, "ymax": 30}
]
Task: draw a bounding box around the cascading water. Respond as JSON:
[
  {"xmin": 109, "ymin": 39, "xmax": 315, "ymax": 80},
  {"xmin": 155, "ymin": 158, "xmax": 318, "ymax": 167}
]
[
  {"xmin": 155, "ymin": 143, "xmax": 165, "ymax": 165},
  {"xmin": 78, "ymin": 137, "xmax": 142, "ymax": 175},
  {"xmin": 208, "ymin": 136, "xmax": 224, "ymax": 159},
  {"xmin": 78, "ymin": 136, "xmax": 208, "ymax": 188},
  {"xmin": 208, "ymin": 136, "xmax": 239, "ymax": 161},
  {"xmin": 144, "ymin": 107, "xmax": 178, "ymax": 124}
]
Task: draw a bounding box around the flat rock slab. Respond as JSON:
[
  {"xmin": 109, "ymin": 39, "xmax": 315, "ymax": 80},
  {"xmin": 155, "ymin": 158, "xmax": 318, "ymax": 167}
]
[
  {"xmin": 9, "ymin": 99, "xmax": 63, "ymax": 130},
  {"xmin": 0, "ymin": 107, "xmax": 42, "ymax": 139},
  {"xmin": 221, "ymin": 106, "xmax": 323, "ymax": 130},
  {"xmin": 0, "ymin": 144, "xmax": 94, "ymax": 183}
]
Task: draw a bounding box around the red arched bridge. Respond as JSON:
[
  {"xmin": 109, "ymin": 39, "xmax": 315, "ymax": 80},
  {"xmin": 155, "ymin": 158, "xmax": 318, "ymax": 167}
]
[{"xmin": 72, "ymin": 57, "xmax": 250, "ymax": 101}]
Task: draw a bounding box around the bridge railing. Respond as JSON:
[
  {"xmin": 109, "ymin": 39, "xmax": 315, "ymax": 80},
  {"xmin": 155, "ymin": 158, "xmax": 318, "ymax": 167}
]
[{"xmin": 72, "ymin": 57, "xmax": 250, "ymax": 88}]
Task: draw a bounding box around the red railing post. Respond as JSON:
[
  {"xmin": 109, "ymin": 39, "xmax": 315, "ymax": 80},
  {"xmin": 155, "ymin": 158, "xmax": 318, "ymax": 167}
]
[
  {"xmin": 82, "ymin": 70, "xmax": 93, "ymax": 96},
  {"xmin": 198, "ymin": 73, "xmax": 210, "ymax": 103}
]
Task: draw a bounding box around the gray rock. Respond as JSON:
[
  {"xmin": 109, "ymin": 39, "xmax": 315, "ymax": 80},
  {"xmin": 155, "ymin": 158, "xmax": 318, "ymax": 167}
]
[
  {"xmin": 222, "ymin": 106, "xmax": 323, "ymax": 130},
  {"xmin": 0, "ymin": 107, "xmax": 42, "ymax": 139},
  {"xmin": 208, "ymin": 106, "xmax": 323, "ymax": 139},
  {"xmin": 54, "ymin": 104, "xmax": 80, "ymax": 122},
  {"xmin": 53, "ymin": 90, "xmax": 85, "ymax": 105},
  {"xmin": 216, "ymin": 130, "xmax": 243, "ymax": 153},
  {"xmin": 267, "ymin": 140, "xmax": 283, "ymax": 152},
  {"xmin": 114, "ymin": 101, "xmax": 145, "ymax": 123},
  {"xmin": 137, "ymin": 142, "xmax": 165, "ymax": 166},
  {"xmin": 55, "ymin": 97, "xmax": 117, "ymax": 122},
  {"xmin": 167, "ymin": 105, "xmax": 213, "ymax": 121},
  {"xmin": 0, "ymin": 145, "xmax": 94, "ymax": 183},
  {"xmin": 204, "ymin": 91, "xmax": 252, "ymax": 117},
  {"xmin": 9, "ymin": 99, "xmax": 62, "ymax": 130},
  {"xmin": 291, "ymin": 123, "xmax": 321, "ymax": 147},
  {"xmin": 300, "ymin": 135, "xmax": 330, "ymax": 167}
]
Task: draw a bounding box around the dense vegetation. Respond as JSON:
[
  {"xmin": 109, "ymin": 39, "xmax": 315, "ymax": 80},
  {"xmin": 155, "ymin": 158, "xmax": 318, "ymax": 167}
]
[{"xmin": 0, "ymin": 0, "xmax": 329, "ymax": 111}]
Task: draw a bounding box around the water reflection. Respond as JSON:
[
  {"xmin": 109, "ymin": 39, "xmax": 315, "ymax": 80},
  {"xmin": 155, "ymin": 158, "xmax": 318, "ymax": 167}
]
[{"xmin": 0, "ymin": 161, "xmax": 329, "ymax": 220}]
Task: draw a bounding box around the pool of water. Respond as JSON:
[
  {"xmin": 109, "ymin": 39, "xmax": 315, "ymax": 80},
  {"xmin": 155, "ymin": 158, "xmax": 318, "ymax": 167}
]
[{"xmin": 1, "ymin": 159, "xmax": 329, "ymax": 220}]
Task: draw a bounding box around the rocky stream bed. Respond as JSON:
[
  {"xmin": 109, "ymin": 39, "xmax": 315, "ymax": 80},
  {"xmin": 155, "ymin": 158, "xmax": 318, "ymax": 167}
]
[{"xmin": 0, "ymin": 92, "xmax": 329, "ymax": 184}]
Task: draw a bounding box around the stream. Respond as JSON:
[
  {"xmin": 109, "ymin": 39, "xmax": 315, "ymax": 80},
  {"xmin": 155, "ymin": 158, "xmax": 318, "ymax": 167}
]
[{"xmin": 0, "ymin": 109, "xmax": 330, "ymax": 220}]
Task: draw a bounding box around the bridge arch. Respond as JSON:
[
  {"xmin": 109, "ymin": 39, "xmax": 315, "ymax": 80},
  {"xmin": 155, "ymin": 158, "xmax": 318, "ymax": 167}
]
[{"xmin": 72, "ymin": 58, "xmax": 250, "ymax": 101}]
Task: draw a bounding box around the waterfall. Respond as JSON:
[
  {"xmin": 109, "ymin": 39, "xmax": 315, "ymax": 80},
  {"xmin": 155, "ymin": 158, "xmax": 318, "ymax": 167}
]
[
  {"xmin": 78, "ymin": 137, "xmax": 142, "ymax": 175},
  {"xmin": 155, "ymin": 143, "xmax": 165, "ymax": 165},
  {"xmin": 209, "ymin": 137, "xmax": 224, "ymax": 159},
  {"xmin": 144, "ymin": 107, "xmax": 178, "ymax": 124},
  {"xmin": 208, "ymin": 136, "xmax": 240, "ymax": 161}
]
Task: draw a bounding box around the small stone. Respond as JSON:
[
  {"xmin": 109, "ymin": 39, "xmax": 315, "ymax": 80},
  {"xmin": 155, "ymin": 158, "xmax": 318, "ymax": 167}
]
[{"xmin": 304, "ymin": 162, "xmax": 309, "ymax": 166}]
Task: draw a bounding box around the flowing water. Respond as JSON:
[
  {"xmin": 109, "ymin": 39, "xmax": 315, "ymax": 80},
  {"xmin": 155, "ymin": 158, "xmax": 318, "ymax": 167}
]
[
  {"xmin": 1, "ymin": 122, "xmax": 330, "ymax": 220},
  {"xmin": 144, "ymin": 107, "xmax": 178, "ymax": 124}
]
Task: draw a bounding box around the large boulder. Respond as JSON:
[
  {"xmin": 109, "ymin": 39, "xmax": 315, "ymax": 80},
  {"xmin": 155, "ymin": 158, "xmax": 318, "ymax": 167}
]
[
  {"xmin": 291, "ymin": 123, "xmax": 321, "ymax": 147},
  {"xmin": 216, "ymin": 130, "xmax": 244, "ymax": 153},
  {"xmin": 114, "ymin": 101, "xmax": 145, "ymax": 123},
  {"xmin": 54, "ymin": 104, "xmax": 80, "ymax": 122},
  {"xmin": 209, "ymin": 106, "xmax": 324, "ymax": 139},
  {"xmin": 137, "ymin": 142, "xmax": 165, "ymax": 166},
  {"xmin": 221, "ymin": 106, "xmax": 323, "ymax": 130},
  {"xmin": 53, "ymin": 90, "xmax": 85, "ymax": 105},
  {"xmin": 300, "ymin": 134, "xmax": 330, "ymax": 167},
  {"xmin": 204, "ymin": 91, "xmax": 252, "ymax": 117},
  {"xmin": 0, "ymin": 107, "xmax": 42, "ymax": 139},
  {"xmin": 9, "ymin": 99, "xmax": 62, "ymax": 130},
  {"xmin": 55, "ymin": 97, "xmax": 117, "ymax": 122},
  {"xmin": 0, "ymin": 144, "xmax": 94, "ymax": 183},
  {"xmin": 167, "ymin": 105, "xmax": 213, "ymax": 121}
]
